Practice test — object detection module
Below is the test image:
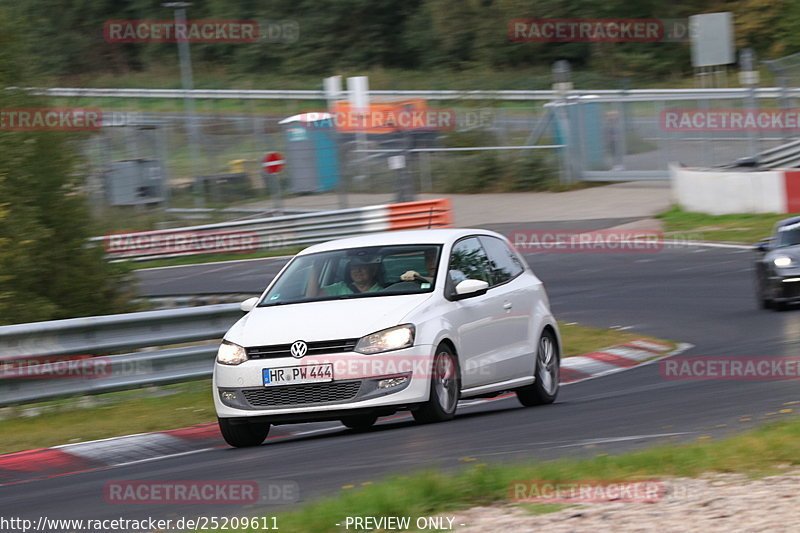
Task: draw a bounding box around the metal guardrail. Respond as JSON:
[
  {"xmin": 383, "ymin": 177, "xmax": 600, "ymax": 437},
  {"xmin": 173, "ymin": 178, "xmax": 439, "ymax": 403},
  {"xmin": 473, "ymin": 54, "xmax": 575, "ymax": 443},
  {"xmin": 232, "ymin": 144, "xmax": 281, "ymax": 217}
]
[
  {"xmin": 94, "ymin": 198, "xmax": 453, "ymax": 262},
  {"xmin": 25, "ymin": 86, "xmax": 800, "ymax": 102},
  {"xmin": 1, "ymin": 200, "xmax": 454, "ymax": 404},
  {"xmin": 755, "ymin": 139, "xmax": 800, "ymax": 168},
  {"xmin": 0, "ymin": 304, "xmax": 243, "ymax": 406}
]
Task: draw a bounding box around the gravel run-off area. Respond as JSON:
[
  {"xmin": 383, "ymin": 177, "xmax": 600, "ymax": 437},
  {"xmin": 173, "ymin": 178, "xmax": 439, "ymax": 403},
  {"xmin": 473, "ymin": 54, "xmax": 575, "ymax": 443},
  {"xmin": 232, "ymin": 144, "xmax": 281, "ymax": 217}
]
[{"xmin": 450, "ymin": 468, "xmax": 800, "ymax": 533}]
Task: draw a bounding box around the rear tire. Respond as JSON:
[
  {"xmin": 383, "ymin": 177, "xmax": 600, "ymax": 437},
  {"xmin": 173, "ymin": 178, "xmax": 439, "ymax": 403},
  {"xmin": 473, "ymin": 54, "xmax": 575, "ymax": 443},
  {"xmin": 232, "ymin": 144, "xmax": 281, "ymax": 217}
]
[
  {"xmin": 218, "ymin": 417, "xmax": 270, "ymax": 448},
  {"xmin": 516, "ymin": 329, "xmax": 560, "ymax": 407},
  {"xmin": 341, "ymin": 415, "xmax": 378, "ymax": 431},
  {"xmin": 412, "ymin": 344, "xmax": 460, "ymax": 424}
]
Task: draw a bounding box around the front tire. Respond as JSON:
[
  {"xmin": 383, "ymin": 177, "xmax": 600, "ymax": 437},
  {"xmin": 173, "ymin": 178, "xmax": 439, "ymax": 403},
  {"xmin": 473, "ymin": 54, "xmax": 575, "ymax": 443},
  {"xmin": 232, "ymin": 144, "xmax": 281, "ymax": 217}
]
[
  {"xmin": 516, "ymin": 329, "xmax": 560, "ymax": 406},
  {"xmin": 218, "ymin": 418, "xmax": 270, "ymax": 448},
  {"xmin": 756, "ymin": 274, "xmax": 773, "ymax": 310},
  {"xmin": 412, "ymin": 344, "xmax": 460, "ymax": 424}
]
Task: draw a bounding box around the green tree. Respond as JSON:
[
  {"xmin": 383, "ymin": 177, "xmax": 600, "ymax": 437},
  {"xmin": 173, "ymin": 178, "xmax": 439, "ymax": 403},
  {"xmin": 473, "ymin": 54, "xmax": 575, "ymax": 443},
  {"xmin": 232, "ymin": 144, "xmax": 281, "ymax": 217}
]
[{"xmin": 0, "ymin": 9, "xmax": 135, "ymax": 325}]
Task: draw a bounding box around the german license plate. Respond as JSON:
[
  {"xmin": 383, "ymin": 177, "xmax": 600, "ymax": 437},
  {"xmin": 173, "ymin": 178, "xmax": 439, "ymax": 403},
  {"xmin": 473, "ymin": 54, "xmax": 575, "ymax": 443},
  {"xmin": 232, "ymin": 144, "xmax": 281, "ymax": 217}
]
[{"xmin": 262, "ymin": 364, "xmax": 334, "ymax": 386}]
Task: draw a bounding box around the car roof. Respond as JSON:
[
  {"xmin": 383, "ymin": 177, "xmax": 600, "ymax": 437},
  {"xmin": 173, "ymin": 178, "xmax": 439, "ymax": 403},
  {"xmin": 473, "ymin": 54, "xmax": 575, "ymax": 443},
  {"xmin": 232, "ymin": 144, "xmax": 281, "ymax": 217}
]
[
  {"xmin": 296, "ymin": 228, "xmax": 504, "ymax": 255},
  {"xmin": 776, "ymin": 216, "xmax": 800, "ymax": 231}
]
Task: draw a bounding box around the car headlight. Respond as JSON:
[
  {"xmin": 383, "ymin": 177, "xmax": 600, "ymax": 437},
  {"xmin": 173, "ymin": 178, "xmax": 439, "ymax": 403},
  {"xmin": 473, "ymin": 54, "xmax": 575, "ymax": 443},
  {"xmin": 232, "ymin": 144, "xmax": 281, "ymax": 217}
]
[
  {"xmin": 217, "ymin": 341, "xmax": 247, "ymax": 365},
  {"xmin": 355, "ymin": 324, "xmax": 415, "ymax": 354},
  {"xmin": 774, "ymin": 256, "xmax": 793, "ymax": 268}
]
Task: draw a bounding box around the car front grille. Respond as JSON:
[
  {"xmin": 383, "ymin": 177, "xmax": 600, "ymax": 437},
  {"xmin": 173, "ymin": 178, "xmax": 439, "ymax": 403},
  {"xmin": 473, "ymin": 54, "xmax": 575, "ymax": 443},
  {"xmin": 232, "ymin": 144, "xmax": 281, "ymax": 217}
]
[
  {"xmin": 781, "ymin": 279, "xmax": 800, "ymax": 299},
  {"xmin": 246, "ymin": 338, "xmax": 359, "ymax": 360},
  {"xmin": 241, "ymin": 381, "xmax": 363, "ymax": 407}
]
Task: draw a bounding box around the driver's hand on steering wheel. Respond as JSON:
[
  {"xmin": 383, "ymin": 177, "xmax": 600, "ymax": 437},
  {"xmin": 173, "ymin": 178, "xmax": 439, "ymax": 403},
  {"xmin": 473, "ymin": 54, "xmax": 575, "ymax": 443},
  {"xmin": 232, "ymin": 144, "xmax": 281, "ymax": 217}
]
[{"xmin": 400, "ymin": 270, "xmax": 420, "ymax": 282}]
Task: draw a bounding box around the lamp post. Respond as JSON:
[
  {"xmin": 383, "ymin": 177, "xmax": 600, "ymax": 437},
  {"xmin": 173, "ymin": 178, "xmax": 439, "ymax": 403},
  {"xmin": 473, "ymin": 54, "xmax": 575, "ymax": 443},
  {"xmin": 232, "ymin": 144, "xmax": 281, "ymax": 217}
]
[
  {"xmin": 552, "ymin": 60, "xmax": 576, "ymax": 183},
  {"xmin": 163, "ymin": 2, "xmax": 204, "ymax": 207},
  {"xmin": 739, "ymin": 48, "xmax": 760, "ymax": 158}
]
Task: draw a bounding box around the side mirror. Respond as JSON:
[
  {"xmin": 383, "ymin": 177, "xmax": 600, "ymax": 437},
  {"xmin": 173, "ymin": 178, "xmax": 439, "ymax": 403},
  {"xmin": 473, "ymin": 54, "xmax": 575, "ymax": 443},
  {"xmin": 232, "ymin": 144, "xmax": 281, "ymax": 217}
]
[
  {"xmin": 452, "ymin": 279, "xmax": 489, "ymax": 301},
  {"xmin": 239, "ymin": 297, "xmax": 259, "ymax": 312},
  {"xmin": 755, "ymin": 238, "xmax": 772, "ymax": 253}
]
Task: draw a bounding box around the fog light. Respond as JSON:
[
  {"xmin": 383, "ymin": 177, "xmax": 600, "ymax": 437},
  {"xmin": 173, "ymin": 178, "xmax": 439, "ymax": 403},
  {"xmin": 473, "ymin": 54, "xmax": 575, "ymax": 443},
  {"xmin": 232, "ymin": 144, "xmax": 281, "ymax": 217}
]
[
  {"xmin": 220, "ymin": 391, "xmax": 237, "ymax": 402},
  {"xmin": 378, "ymin": 377, "xmax": 408, "ymax": 389}
]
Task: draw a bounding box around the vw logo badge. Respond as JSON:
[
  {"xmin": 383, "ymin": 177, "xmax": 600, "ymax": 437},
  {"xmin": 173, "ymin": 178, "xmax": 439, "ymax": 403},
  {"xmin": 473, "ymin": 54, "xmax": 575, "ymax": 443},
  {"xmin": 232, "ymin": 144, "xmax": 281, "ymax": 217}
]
[{"xmin": 290, "ymin": 341, "xmax": 308, "ymax": 359}]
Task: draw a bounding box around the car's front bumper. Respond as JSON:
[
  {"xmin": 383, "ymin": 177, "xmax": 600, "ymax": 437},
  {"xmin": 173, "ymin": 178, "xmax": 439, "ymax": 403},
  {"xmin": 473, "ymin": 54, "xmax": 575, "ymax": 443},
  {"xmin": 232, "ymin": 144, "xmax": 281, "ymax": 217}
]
[
  {"xmin": 213, "ymin": 346, "xmax": 435, "ymax": 420},
  {"xmin": 769, "ymin": 274, "xmax": 800, "ymax": 302}
]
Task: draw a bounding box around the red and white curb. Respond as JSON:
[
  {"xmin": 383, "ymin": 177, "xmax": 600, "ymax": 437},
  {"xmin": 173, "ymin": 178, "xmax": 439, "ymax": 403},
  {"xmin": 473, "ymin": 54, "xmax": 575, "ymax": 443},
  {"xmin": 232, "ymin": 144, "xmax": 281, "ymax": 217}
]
[
  {"xmin": 0, "ymin": 338, "xmax": 689, "ymax": 487},
  {"xmin": 0, "ymin": 424, "xmax": 227, "ymax": 486},
  {"xmin": 560, "ymin": 339, "xmax": 691, "ymax": 384}
]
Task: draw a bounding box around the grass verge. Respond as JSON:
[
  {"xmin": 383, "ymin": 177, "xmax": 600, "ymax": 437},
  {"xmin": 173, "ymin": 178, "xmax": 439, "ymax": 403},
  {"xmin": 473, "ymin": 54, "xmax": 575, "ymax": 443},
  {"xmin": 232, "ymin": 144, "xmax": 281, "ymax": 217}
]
[
  {"xmin": 0, "ymin": 381, "xmax": 215, "ymax": 455},
  {"xmin": 130, "ymin": 247, "xmax": 302, "ymax": 270},
  {"xmin": 558, "ymin": 322, "xmax": 674, "ymax": 359},
  {"xmin": 265, "ymin": 415, "xmax": 799, "ymax": 533},
  {"xmin": 658, "ymin": 206, "xmax": 786, "ymax": 244},
  {"xmin": 0, "ymin": 322, "xmax": 673, "ymax": 455}
]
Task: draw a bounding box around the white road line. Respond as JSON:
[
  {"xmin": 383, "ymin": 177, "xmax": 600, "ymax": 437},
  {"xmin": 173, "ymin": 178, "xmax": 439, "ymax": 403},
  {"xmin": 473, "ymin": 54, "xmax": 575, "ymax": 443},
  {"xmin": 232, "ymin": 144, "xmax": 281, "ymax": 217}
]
[
  {"xmin": 556, "ymin": 432, "xmax": 690, "ymax": 448},
  {"xmin": 100, "ymin": 447, "xmax": 217, "ymax": 469}
]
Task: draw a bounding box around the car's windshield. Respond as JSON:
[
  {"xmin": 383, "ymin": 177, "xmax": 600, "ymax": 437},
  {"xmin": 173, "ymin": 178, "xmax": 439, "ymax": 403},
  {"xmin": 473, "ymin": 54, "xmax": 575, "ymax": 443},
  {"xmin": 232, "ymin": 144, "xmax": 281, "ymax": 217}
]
[
  {"xmin": 775, "ymin": 222, "xmax": 800, "ymax": 247},
  {"xmin": 259, "ymin": 244, "xmax": 442, "ymax": 306}
]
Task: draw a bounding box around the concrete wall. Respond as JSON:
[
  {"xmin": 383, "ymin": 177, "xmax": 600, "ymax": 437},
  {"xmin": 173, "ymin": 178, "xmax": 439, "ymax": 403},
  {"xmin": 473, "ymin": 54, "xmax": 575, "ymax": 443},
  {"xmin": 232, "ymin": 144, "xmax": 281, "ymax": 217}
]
[{"xmin": 670, "ymin": 164, "xmax": 788, "ymax": 214}]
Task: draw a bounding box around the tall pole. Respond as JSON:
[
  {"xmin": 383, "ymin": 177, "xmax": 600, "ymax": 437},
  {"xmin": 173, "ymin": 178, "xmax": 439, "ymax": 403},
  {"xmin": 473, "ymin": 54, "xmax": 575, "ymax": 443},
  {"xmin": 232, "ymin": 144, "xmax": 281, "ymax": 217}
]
[
  {"xmin": 552, "ymin": 60, "xmax": 575, "ymax": 184},
  {"xmin": 164, "ymin": 2, "xmax": 204, "ymax": 207},
  {"xmin": 739, "ymin": 48, "xmax": 760, "ymax": 160},
  {"xmin": 325, "ymin": 76, "xmax": 348, "ymax": 209}
]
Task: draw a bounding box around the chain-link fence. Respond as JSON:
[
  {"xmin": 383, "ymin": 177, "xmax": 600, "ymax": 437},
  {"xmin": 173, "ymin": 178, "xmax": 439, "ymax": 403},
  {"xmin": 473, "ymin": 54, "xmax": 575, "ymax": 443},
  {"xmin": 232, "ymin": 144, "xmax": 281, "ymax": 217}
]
[
  {"xmin": 60, "ymin": 88, "xmax": 800, "ymax": 224},
  {"xmin": 76, "ymin": 100, "xmax": 565, "ymax": 217}
]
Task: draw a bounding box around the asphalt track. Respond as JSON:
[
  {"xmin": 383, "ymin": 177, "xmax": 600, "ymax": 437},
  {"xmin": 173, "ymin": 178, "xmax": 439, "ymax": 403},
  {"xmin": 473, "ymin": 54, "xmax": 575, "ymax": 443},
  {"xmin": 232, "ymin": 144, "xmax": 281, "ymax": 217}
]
[{"xmin": 3, "ymin": 224, "xmax": 799, "ymax": 527}]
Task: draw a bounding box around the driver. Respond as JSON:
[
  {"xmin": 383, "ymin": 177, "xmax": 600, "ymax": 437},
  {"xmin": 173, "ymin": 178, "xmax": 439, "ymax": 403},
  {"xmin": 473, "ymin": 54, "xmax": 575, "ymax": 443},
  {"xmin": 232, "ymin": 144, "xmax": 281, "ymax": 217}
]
[
  {"xmin": 322, "ymin": 256, "xmax": 383, "ymax": 295},
  {"xmin": 401, "ymin": 249, "xmax": 437, "ymax": 283}
]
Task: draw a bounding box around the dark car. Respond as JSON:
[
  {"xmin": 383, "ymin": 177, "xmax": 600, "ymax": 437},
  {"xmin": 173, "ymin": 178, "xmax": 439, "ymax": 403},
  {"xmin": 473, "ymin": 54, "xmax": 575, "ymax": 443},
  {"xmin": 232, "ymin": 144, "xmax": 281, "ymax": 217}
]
[{"xmin": 755, "ymin": 216, "xmax": 800, "ymax": 311}]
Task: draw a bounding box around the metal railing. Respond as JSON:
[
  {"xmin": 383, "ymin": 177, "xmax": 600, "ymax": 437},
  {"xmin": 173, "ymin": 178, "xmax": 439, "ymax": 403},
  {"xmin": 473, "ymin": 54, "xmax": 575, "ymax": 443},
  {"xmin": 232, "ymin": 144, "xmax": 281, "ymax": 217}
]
[
  {"xmin": 755, "ymin": 139, "xmax": 800, "ymax": 168},
  {"xmin": 94, "ymin": 198, "xmax": 452, "ymax": 262},
  {"xmin": 0, "ymin": 304, "xmax": 244, "ymax": 406},
  {"xmin": 26, "ymin": 86, "xmax": 800, "ymax": 101}
]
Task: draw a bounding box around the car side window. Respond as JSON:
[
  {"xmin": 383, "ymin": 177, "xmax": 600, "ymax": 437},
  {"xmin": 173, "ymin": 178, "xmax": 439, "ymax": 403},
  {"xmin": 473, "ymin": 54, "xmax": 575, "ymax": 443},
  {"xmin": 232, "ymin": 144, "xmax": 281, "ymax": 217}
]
[
  {"xmin": 776, "ymin": 224, "xmax": 800, "ymax": 247},
  {"xmin": 448, "ymin": 238, "xmax": 493, "ymax": 287},
  {"xmin": 479, "ymin": 236, "xmax": 524, "ymax": 285}
]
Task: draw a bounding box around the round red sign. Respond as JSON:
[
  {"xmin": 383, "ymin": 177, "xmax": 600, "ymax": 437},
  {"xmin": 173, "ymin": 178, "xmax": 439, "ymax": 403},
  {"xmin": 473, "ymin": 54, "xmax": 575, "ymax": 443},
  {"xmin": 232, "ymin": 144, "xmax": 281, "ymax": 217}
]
[{"xmin": 262, "ymin": 152, "xmax": 285, "ymax": 174}]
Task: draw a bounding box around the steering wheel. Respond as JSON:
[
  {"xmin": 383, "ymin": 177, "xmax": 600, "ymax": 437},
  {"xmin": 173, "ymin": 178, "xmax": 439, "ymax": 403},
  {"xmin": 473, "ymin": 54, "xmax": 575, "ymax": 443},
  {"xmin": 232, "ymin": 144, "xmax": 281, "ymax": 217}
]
[
  {"xmin": 398, "ymin": 273, "xmax": 429, "ymax": 283},
  {"xmin": 383, "ymin": 279, "xmax": 422, "ymax": 291}
]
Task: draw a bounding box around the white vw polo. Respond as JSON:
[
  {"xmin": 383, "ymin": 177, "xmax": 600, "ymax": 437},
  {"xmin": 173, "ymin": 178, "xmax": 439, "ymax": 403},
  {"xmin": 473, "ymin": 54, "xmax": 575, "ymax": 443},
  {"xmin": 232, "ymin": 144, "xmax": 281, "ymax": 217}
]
[{"xmin": 213, "ymin": 229, "xmax": 560, "ymax": 447}]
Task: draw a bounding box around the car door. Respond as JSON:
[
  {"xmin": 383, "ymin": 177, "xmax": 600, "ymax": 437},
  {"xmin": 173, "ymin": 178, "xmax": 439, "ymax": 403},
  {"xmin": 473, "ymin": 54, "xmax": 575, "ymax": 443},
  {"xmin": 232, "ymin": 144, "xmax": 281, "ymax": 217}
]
[
  {"xmin": 443, "ymin": 236, "xmax": 512, "ymax": 388},
  {"xmin": 478, "ymin": 235, "xmax": 535, "ymax": 382}
]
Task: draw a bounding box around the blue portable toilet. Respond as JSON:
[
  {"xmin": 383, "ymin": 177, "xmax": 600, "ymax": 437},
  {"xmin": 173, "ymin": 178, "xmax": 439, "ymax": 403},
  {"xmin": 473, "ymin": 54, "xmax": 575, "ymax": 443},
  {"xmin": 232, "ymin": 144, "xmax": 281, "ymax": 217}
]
[
  {"xmin": 279, "ymin": 112, "xmax": 340, "ymax": 193},
  {"xmin": 550, "ymin": 100, "xmax": 605, "ymax": 170}
]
